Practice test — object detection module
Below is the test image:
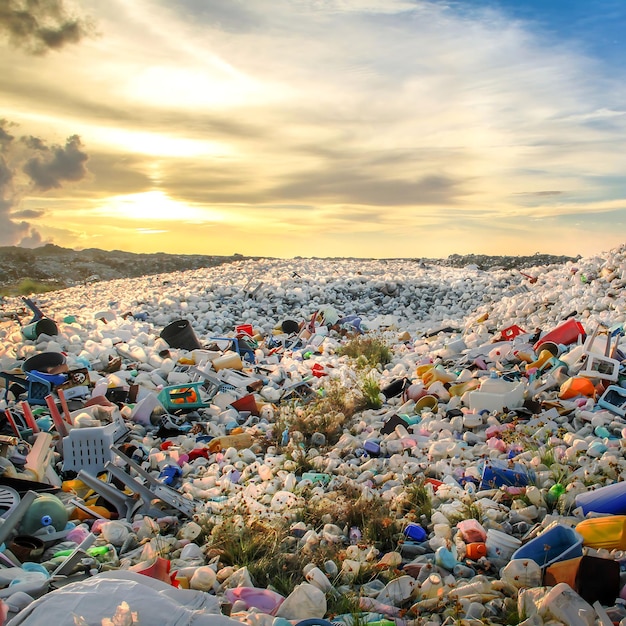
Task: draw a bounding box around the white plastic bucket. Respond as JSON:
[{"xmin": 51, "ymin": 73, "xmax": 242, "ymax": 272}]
[{"xmin": 486, "ymin": 529, "xmax": 522, "ymax": 560}]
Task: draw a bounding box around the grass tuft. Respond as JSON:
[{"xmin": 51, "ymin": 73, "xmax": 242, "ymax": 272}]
[{"xmin": 337, "ymin": 335, "xmax": 393, "ymax": 369}]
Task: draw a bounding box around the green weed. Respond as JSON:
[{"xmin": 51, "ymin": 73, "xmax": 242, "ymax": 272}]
[
  {"xmin": 0, "ymin": 278, "xmax": 61, "ymax": 297},
  {"xmin": 337, "ymin": 335, "xmax": 392, "ymax": 369},
  {"xmin": 359, "ymin": 374, "xmax": 383, "ymax": 409}
]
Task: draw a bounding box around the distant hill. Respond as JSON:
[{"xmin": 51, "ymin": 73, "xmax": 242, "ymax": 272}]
[
  {"xmin": 0, "ymin": 244, "xmax": 251, "ymax": 290},
  {"xmin": 0, "ymin": 244, "xmax": 579, "ymax": 292}
]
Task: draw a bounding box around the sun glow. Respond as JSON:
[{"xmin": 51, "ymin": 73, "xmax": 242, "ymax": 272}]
[{"xmin": 94, "ymin": 191, "xmax": 224, "ymax": 222}]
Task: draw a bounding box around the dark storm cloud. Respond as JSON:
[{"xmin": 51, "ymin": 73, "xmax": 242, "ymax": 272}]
[
  {"xmin": 0, "ymin": 0, "xmax": 94, "ymax": 55},
  {"xmin": 22, "ymin": 134, "xmax": 88, "ymax": 190},
  {"xmin": 0, "ymin": 119, "xmax": 89, "ymax": 245}
]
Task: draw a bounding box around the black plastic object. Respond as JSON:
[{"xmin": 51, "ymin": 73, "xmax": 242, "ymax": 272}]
[
  {"xmin": 381, "ymin": 377, "xmax": 411, "ymax": 399},
  {"xmin": 160, "ymin": 319, "xmax": 202, "ymax": 351},
  {"xmin": 22, "ymin": 352, "xmax": 66, "ymax": 373},
  {"xmin": 281, "ymin": 319, "xmax": 300, "ymax": 334}
]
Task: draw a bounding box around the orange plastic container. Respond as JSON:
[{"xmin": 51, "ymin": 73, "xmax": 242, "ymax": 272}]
[
  {"xmin": 576, "ymin": 516, "xmax": 626, "ymax": 550},
  {"xmin": 465, "ymin": 542, "xmax": 487, "ymax": 560},
  {"xmin": 559, "ymin": 376, "xmax": 596, "ymax": 399}
]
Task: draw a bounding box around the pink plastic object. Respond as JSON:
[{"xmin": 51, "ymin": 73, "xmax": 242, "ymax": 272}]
[
  {"xmin": 534, "ymin": 319, "xmax": 586, "ymax": 351},
  {"xmin": 224, "ymin": 587, "xmax": 285, "ymax": 615},
  {"xmin": 457, "ymin": 519, "xmax": 487, "ymax": 543}
]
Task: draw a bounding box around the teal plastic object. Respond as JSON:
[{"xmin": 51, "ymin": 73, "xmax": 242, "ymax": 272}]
[
  {"xmin": 157, "ymin": 382, "xmax": 208, "ymax": 411},
  {"xmin": 19, "ymin": 494, "xmax": 68, "ymax": 536}
]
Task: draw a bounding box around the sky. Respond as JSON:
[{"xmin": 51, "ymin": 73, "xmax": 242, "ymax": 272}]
[{"xmin": 1, "ymin": 0, "xmax": 625, "ymax": 260}]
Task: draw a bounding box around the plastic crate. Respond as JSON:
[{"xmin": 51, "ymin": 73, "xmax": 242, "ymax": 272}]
[
  {"xmin": 157, "ymin": 382, "xmax": 209, "ymax": 411},
  {"xmin": 62, "ymin": 419, "xmax": 128, "ymax": 474}
]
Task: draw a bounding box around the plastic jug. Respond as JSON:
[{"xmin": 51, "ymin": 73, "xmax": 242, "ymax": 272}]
[{"xmin": 576, "ymin": 516, "xmax": 626, "ymax": 550}]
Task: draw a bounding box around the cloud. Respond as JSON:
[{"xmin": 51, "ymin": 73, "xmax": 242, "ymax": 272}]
[
  {"xmin": 0, "ymin": 119, "xmax": 89, "ymax": 245},
  {"xmin": 0, "ymin": 0, "xmax": 94, "ymax": 55},
  {"xmin": 10, "ymin": 208, "xmax": 45, "ymax": 218},
  {"xmin": 22, "ymin": 134, "xmax": 89, "ymax": 190}
]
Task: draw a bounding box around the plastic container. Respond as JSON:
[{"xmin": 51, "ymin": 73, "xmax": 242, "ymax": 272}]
[
  {"xmin": 22, "ymin": 352, "xmax": 66, "ymax": 373},
  {"xmin": 485, "ymin": 529, "xmax": 522, "ymax": 560},
  {"xmin": 207, "ymin": 432, "xmax": 253, "ymax": 453},
  {"xmin": 19, "ymin": 494, "xmax": 68, "ymax": 536},
  {"xmin": 575, "ymin": 481, "xmax": 626, "ymax": 515},
  {"xmin": 158, "ymin": 382, "xmax": 208, "ymax": 411},
  {"xmin": 465, "ymin": 542, "xmax": 487, "ymax": 560},
  {"xmin": 576, "ymin": 516, "xmax": 626, "ymax": 550},
  {"xmin": 212, "ymin": 353, "xmax": 244, "ymax": 371},
  {"xmin": 21, "ymin": 318, "xmax": 58, "ymax": 340},
  {"xmin": 500, "ymin": 558, "xmax": 542, "ymax": 589},
  {"xmin": 160, "ymin": 319, "xmax": 203, "ymax": 351},
  {"xmin": 559, "ymin": 376, "xmax": 596, "ymax": 399},
  {"xmin": 598, "ymin": 385, "xmax": 626, "ymax": 417},
  {"xmin": 403, "ymin": 523, "xmax": 427, "ymax": 542},
  {"xmin": 456, "ymin": 519, "xmax": 487, "ymax": 543},
  {"xmin": 534, "ymin": 318, "xmax": 586, "ymax": 351},
  {"xmin": 544, "ymin": 556, "xmax": 620, "ymax": 606},
  {"xmin": 467, "ymin": 376, "xmax": 526, "ymax": 412},
  {"xmin": 534, "ymin": 582, "xmax": 595, "ymax": 626},
  {"xmin": 510, "ymin": 524, "xmax": 583, "ymax": 569},
  {"xmin": 480, "ymin": 460, "xmax": 530, "ymax": 489}
]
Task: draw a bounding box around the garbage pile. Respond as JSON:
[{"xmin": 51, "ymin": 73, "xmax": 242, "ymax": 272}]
[{"xmin": 0, "ymin": 245, "xmax": 624, "ymax": 625}]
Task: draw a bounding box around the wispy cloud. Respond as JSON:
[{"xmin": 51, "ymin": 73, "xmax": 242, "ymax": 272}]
[{"xmin": 0, "ymin": 0, "xmax": 624, "ymax": 256}]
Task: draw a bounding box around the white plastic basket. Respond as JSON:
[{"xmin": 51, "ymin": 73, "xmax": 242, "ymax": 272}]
[{"xmin": 62, "ymin": 418, "xmax": 128, "ymax": 474}]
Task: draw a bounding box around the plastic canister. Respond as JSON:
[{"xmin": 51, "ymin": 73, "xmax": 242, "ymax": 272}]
[
  {"xmin": 465, "ymin": 542, "xmax": 487, "ymax": 560},
  {"xmin": 576, "ymin": 516, "xmax": 626, "ymax": 549},
  {"xmin": 212, "ymin": 353, "xmax": 243, "ymax": 371},
  {"xmin": 500, "ymin": 558, "xmax": 542, "ymax": 589},
  {"xmin": 403, "ymin": 523, "xmax": 427, "ymax": 542},
  {"xmin": 575, "ymin": 481, "xmax": 626, "ymax": 515},
  {"xmin": 456, "ymin": 519, "xmax": 487, "ymax": 543},
  {"xmin": 19, "ymin": 494, "xmax": 68, "ymax": 536}
]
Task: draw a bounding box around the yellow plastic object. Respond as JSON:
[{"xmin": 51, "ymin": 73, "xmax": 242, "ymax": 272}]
[
  {"xmin": 576, "ymin": 516, "xmax": 626, "ymax": 550},
  {"xmin": 207, "ymin": 432, "xmax": 253, "ymax": 453},
  {"xmin": 525, "ymin": 349, "xmax": 554, "ymax": 372},
  {"xmin": 422, "ymin": 366, "xmax": 455, "ymax": 387},
  {"xmin": 448, "ymin": 380, "xmax": 480, "ymax": 397}
]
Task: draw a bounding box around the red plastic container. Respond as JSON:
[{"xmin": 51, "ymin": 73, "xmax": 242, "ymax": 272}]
[{"xmin": 534, "ymin": 319, "xmax": 586, "ymax": 351}]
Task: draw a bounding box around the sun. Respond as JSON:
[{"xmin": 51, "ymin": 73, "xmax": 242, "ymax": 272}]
[{"xmin": 95, "ymin": 190, "xmax": 223, "ymax": 222}]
